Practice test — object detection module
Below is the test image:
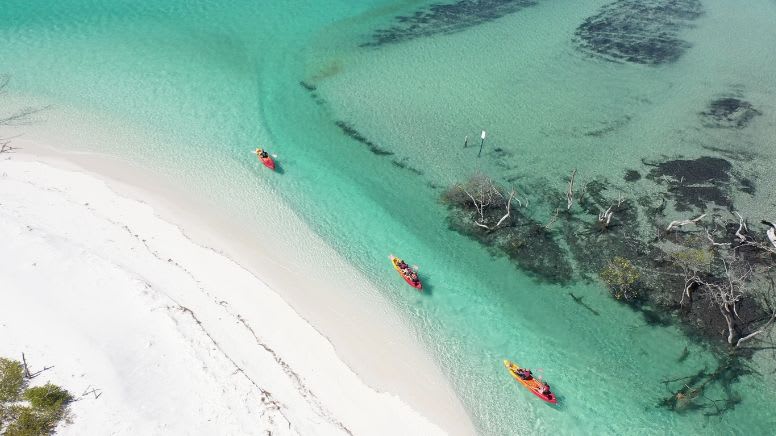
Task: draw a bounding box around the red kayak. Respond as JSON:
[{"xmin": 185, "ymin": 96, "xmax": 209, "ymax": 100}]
[
  {"xmin": 254, "ymin": 148, "xmax": 276, "ymax": 170},
  {"xmin": 390, "ymin": 255, "xmax": 422, "ymax": 290}
]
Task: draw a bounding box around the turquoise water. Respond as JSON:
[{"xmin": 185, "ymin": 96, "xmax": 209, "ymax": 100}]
[{"xmin": 2, "ymin": 1, "xmax": 776, "ymax": 434}]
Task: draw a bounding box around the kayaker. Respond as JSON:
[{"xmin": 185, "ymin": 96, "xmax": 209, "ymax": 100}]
[
  {"xmin": 516, "ymin": 368, "xmax": 532, "ymax": 380},
  {"xmin": 538, "ymin": 382, "xmax": 551, "ymax": 396}
]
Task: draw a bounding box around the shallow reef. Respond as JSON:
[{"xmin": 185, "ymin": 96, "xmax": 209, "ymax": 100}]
[
  {"xmin": 574, "ymin": 0, "xmax": 703, "ymax": 65},
  {"xmin": 362, "ymin": 0, "xmax": 537, "ymax": 47},
  {"xmin": 442, "ymin": 181, "xmax": 574, "ymax": 284},
  {"xmin": 700, "ymin": 97, "xmax": 761, "ymax": 129}
]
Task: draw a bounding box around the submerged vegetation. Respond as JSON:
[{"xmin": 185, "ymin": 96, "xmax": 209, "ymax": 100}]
[
  {"xmin": 0, "ymin": 358, "xmax": 72, "ymax": 435},
  {"xmin": 442, "ymin": 153, "xmax": 775, "ymax": 416},
  {"xmin": 659, "ymin": 354, "xmax": 749, "ymax": 416},
  {"xmin": 362, "ymin": 0, "xmax": 537, "ymax": 47},
  {"xmin": 700, "ymin": 97, "xmax": 761, "ymax": 129},
  {"xmin": 600, "ymin": 257, "xmax": 640, "ymax": 300},
  {"xmin": 442, "ymin": 172, "xmax": 574, "ymax": 284},
  {"xmin": 574, "ymin": 0, "xmax": 703, "ymax": 65}
]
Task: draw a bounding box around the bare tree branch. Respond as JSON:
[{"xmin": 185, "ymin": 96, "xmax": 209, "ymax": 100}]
[
  {"xmin": 736, "ymin": 311, "xmax": 776, "ymax": 347},
  {"xmin": 706, "ymin": 228, "xmax": 731, "ymax": 247},
  {"xmin": 566, "ymin": 169, "xmax": 577, "ymax": 210},
  {"xmin": 734, "ymin": 212, "xmax": 748, "ymax": 243},
  {"xmin": 666, "ymin": 214, "xmax": 707, "ymax": 232},
  {"xmin": 762, "ymin": 221, "xmax": 776, "ymax": 250},
  {"xmin": 544, "ymin": 207, "xmax": 560, "ymax": 230},
  {"xmin": 495, "ymin": 188, "xmax": 516, "ymax": 228},
  {"xmin": 457, "ymin": 173, "xmax": 521, "ymax": 231},
  {"xmin": 598, "ymin": 206, "xmax": 613, "ymax": 228},
  {"xmin": 0, "ymin": 75, "xmax": 50, "ymax": 133}
]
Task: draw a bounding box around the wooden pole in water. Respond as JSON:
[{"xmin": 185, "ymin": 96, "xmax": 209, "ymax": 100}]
[
  {"xmin": 464, "ymin": 135, "xmax": 468, "ymax": 148},
  {"xmin": 478, "ymin": 130, "xmax": 487, "ymax": 157}
]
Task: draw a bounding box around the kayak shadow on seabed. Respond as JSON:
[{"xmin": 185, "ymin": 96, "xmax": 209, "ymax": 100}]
[{"xmin": 420, "ymin": 280, "xmax": 432, "ymax": 296}]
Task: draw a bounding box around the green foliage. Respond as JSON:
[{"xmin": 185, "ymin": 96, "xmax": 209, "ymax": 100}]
[
  {"xmin": 0, "ymin": 359, "xmax": 72, "ymax": 436},
  {"xmin": 0, "ymin": 358, "xmax": 25, "ymax": 403},
  {"xmin": 4, "ymin": 406, "xmax": 51, "ymax": 436},
  {"xmin": 23, "ymin": 384, "xmax": 72, "ymax": 413},
  {"xmin": 600, "ymin": 257, "xmax": 640, "ymax": 300},
  {"xmin": 671, "ymin": 248, "xmax": 713, "ymax": 272}
]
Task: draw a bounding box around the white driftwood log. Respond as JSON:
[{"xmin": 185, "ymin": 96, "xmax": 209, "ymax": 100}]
[{"xmin": 666, "ymin": 214, "xmax": 707, "ymax": 232}]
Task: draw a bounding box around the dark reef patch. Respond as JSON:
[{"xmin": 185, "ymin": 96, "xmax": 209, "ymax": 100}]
[
  {"xmin": 362, "ymin": 0, "xmax": 537, "ymax": 47},
  {"xmin": 299, "ymin": 80, "xmax": 325, "ymax": 106},
  {"xmin": 584, "ymin": 115, "xmax": 632, "ymax": 137},
  {"xmin": 442, "ymin": 178, "xmax": 574, "ymax": 284},
  {"xmin": 645, "ymin": 157, "xmax": 732, "ymax": 211},
  {"xmin": 700, "ymin": 97, "xmax": 761, "ymax": 129},
  {"xmin": 574, "ymin": 0, "xmax": 702, "ymax": 65},
  {"xmin": 299, "ymin": 81, "xmax": 317, "ymax": 92},
  {"xmin": 392, "ymin": 158, "xmax": 424, "ymax": 175},
  {"xmin": 624, "ymin": 169, "xmax": 642, "ymax": 182},
  {"xmin": 737, "ymin": 177, "xmax": 755, "ymax": 196},
  {"xmin": 334, "ymin": 121, "xmax": 394, "ymax": 156}
]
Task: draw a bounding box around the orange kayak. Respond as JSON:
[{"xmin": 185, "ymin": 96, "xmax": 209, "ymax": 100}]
[
  {"xmin": 390, "ymin": 255, "xmax": 422, "ymax": 290},
  {"xmin": 504, "ymin": 360, "xmax": 557, "ymax": 404}
]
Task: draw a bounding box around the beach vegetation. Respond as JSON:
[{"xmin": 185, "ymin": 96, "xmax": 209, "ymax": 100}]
[
  {"xmin": 0, "ymin": 358, "xmax": 72, "ymax": 436},
  {"xmin": 0, "ymin": 359, "xmax": 25, "ymax": 404}
]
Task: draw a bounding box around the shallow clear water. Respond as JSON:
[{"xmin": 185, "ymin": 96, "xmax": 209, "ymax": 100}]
[{"xmin": 2, "ymin": 0, "xmax": 776, "ymax": 434}]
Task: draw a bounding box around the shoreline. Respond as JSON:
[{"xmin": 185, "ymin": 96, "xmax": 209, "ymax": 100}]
[{"xmin": 0, "ymin": 143, "xmax": 476, "ymax": 435}]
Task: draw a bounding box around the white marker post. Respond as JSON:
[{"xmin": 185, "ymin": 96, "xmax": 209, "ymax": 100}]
[{"xmin": 478, "ymin": 130, "xmax": 487, "ymax": 157}]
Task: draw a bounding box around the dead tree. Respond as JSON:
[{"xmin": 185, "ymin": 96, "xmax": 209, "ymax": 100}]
[
  {"xmin": 20, "ymin": 353, "xmax": 54, "ymax": 378},
  {"xmin": 566, "ymin": 169, "xmax": 577, "ymax": 210},
  {"xmin": 762, "ymin": 221, "xmax": 776, "ymax": 250},
  {"xmin": 734, "ymin": 212, "xmax": 748, "ymax": 243},
  {"xmin": 598, "ymin": 206, "xmax": 613, "ymax": 228},
  {"xmin": 544, "ymin": 208, "xmax": 560, "ymax": 230},
  {"xmin": 0, "ymin": 139, "xmax": 16, "ymax": 154},
  {"xmin": 694, "ymin": 258, "xmax": 776, "ymax": 347},
  {"xmin": 456, "ymin": 173, "xmax": 520, "ymax": 231}
]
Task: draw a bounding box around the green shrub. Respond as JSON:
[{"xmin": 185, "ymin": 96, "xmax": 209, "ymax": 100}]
[
  {"xmin": 0, "ymin": 358, "xmax": 25, "ymax": 403},
  {"xmin": 0, "ymin": 359, "xmax": 72, "ymax": 435},
  {"xmin": 23, "ymin": 384, "xmax": 72, "ymax": 412},
  {"xmin": 4, "ymin": 405, "xmax": 55, "ymax": 436},
  {"xmin": 600, "ymin": 257, "xmax": 640, "ymax": 300}
]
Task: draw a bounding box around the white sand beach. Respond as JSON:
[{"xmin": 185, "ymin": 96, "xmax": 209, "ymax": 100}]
[{"xmin": 0, "ymin": 148, "xmax": 475, "ymax": 435}]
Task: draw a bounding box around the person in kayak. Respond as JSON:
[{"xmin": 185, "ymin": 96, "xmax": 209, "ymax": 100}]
[
  {"xmin": 256, "ymin": 148, "xmax": 269, "ymax": 159},
  {"xmin": 538, "ymin": 382, "xmax": 551, "ymax": 397},
  {"xmin": 516, "ymin": 368, "xmax": 532, "ymax": 380}
]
